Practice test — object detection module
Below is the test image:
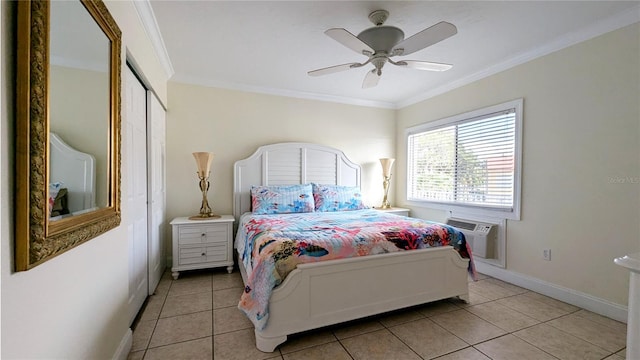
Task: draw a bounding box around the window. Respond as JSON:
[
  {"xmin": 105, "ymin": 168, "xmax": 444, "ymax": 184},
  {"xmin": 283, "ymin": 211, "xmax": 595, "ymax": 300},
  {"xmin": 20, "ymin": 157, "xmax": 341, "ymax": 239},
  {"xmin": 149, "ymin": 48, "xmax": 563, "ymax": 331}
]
[{"xmin": 406, "ymin": 99, "xmax": 523, "ymax": 220}]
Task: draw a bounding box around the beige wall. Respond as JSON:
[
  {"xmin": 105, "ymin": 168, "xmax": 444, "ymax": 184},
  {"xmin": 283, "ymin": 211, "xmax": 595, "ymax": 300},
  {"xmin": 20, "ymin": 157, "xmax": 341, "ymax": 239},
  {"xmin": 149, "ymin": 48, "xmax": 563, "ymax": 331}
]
[
  {"xmin": 1, "ymin": 1, "xmax": 168, "ymax": 358},
  {"xmin": 396, "ymin": 23, "xmax": 640, "ymax": 306},
  {"xmin": 165, "ymin": 83, "xmax": 396, "ymax": 224}
]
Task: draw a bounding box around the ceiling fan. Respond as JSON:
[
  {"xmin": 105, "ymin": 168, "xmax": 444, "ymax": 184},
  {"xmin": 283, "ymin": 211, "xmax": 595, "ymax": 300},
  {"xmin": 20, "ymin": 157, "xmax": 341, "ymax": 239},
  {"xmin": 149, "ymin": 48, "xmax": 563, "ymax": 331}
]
[{"xmin": 308, "ymin": 10, "xmax": 457, "ymax": 88}]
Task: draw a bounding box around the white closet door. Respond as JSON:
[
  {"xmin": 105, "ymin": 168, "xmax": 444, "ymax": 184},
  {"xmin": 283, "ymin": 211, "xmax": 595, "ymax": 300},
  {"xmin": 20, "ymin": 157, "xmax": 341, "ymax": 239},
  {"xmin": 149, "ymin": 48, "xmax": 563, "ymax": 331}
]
[
  {"xmin": 147, "ymin": 93, "xmax": 166, "ymax": 295},
  {"xmin": 125, "ymin": 67, "xmax": 149, "ymax": 325}
]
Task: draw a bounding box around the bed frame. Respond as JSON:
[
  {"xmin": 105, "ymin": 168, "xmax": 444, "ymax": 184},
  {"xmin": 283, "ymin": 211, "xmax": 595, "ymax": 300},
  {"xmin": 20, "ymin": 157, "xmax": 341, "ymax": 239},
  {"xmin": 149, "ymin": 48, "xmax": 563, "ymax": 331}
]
[
  {"xmin": 50, "ymin": 132, "xmax": 96, "ymax": 214},
  {"xmin": 233, "ymin": 142, "xmax": 470, "ymax": 352}
]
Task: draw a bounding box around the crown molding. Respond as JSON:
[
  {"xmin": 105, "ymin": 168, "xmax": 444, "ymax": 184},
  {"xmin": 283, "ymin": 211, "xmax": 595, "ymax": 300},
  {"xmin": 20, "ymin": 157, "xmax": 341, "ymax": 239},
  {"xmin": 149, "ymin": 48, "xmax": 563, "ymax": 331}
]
[
  {"xmin": 398, "ymin": 4, "xmax": 640, "ymax": 109},
  {"xmin": 133, "ymin": 0, "xmax": 174, "ymax": 79}
]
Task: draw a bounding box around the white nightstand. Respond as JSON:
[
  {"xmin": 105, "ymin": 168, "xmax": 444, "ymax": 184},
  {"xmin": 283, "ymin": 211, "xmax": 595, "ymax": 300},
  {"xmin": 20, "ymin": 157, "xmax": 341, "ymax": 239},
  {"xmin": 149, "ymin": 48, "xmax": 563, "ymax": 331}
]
[
  {"xmin": 373, "ymin": 207, "xmax": 410, "ymax": 217},
  {"xmin": 170, "ymin": 215, "xmax": 235, "ymax": 280}
]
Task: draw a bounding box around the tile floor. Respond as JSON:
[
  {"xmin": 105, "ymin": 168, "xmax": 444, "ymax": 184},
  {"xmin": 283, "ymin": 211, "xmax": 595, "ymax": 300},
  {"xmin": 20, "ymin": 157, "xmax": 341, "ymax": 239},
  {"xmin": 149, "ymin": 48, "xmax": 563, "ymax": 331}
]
[{"xmin": 128, "ymin": 270, "xmax": 628, "ymax": 360}]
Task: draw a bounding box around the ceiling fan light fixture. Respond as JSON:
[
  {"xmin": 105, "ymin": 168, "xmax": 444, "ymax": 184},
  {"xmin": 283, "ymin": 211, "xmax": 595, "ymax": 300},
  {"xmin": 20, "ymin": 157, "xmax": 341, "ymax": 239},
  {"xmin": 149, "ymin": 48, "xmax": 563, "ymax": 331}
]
[
  {"xmin": 371, "ymin": 56, "xmax": 387, "ymax": 72},
  {"xmin": 357, "ymin": 26, "xmax": 404, "ymax": 53}
]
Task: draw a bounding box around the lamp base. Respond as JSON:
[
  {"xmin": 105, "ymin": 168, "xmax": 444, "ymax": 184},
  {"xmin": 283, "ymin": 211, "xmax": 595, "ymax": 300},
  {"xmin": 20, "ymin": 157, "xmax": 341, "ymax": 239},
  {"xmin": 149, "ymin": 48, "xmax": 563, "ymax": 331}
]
[
  {"xmin": 375, "ymin": 205, "xmax": 392, "ymax": 210},
  {"xmin": 188, "ymin": 214, "xmax": 221, "ymax": 220}
]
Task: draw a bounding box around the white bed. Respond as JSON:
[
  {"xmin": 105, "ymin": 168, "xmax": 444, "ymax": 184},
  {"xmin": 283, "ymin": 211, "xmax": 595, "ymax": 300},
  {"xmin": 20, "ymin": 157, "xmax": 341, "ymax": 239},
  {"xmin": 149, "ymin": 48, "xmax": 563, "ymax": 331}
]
[{"xmin": 233, "ymin": 142, "xmax": 470, "ymax": 352}]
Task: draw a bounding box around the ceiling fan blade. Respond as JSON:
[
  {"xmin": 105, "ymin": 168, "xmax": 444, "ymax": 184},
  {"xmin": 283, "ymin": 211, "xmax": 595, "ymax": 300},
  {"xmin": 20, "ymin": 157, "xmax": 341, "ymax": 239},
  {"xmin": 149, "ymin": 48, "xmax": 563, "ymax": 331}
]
[
  {"xmin": 392, "ymin": 21, "xmax": 457, "ymax": 56},
  {"xmin": 392, "ymin": 60, "xmax": 452, "ymax": 72},
  {"xmin": 362, "ymin": 69, "xmax": 380, "ymax": 88},
  {"xmin": 325, "ymin": 28, "xmax": 374, "ymax": 55},
  {"xmin": 308, "ymin": 62, "xmax": 363, "ymax": 76}
]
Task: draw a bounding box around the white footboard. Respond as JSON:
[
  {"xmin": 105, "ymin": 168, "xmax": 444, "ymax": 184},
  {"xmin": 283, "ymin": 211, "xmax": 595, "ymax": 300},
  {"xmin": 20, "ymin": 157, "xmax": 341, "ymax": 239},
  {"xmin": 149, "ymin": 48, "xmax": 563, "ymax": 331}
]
[{"xmin": 242, "ymin": 246, "xmax": 469, "ymax": 352}]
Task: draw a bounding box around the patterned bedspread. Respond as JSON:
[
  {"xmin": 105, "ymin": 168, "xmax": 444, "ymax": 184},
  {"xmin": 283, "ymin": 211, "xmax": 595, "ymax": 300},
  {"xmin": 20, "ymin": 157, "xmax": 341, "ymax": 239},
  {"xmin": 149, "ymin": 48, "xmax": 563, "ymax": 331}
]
[{"xmin": 236, "ymin": 209, "xmax": 474, "ymax": 330}]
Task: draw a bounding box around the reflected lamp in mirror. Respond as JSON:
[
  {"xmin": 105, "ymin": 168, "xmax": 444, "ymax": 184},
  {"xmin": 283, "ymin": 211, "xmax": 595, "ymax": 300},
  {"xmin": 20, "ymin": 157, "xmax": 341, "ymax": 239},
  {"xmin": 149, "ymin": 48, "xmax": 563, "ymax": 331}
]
[
  {"xmin": 378, "ymin": 158, "xmax": 395, "ymax": 209},
  {"xmin": 189, "ymin": 152, "xmax": 220, "ymax": 220}
]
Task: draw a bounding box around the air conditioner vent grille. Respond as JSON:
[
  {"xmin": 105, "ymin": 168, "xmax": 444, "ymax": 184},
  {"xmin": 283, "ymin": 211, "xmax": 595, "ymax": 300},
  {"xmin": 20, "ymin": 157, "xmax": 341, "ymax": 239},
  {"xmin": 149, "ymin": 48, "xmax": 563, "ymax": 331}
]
[{"xmin": 446, "ymin": 219, "xmax": 476, "ymax": 231}]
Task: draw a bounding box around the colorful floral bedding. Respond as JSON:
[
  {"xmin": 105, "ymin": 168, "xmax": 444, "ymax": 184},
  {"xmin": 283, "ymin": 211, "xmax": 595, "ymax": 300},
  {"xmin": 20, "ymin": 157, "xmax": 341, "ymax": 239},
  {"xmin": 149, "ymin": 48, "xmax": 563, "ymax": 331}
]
[{"xmin": 236, "ymin": 209, "xmax": 475, "ymax": 330}]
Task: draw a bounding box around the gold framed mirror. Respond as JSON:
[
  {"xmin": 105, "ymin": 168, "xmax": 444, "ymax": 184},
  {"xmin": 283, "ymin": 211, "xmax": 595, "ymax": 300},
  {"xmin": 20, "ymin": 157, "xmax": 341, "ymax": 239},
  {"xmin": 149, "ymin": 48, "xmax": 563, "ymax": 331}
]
[{"xmin": 15, "ymin": 0, "xmax": 121, "ymax": 271}]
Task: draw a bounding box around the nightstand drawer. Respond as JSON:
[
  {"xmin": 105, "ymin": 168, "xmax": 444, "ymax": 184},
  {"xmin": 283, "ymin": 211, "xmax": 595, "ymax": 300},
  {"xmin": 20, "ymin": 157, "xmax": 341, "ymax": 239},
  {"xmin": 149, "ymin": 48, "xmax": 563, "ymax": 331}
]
[
  {"xmin": 179, "ymin": 244, "xmax": 228, "ymax": 265},
  {"xmin": 170, "ymin": 215, "xmax": 235, "ymax": 279},
  {"xmin": 178, "ymin": 225, "xmax": 229, "ymax": 245}
]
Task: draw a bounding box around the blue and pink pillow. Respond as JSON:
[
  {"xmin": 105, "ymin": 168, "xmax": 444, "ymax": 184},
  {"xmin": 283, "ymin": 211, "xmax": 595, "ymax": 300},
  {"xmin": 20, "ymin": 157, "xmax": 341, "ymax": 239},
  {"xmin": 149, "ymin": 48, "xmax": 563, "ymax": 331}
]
[
  {"xmin": 312, "ymin": 183, "xmax": 367, "ymax": 212},
  {"xmin": 251, "ymin": 184, "xmax": 314, "ymax": 215}
]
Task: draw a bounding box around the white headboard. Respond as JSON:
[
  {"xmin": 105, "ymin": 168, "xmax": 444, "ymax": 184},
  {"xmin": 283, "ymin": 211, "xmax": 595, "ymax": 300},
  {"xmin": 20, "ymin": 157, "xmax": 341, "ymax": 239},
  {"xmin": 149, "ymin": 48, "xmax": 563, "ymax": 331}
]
[
  {"xmin": 50, "ymin": 132, "xmax": 96, "ymax": 214},
  {"xmin": 233, "ymin": 142, "xmax": 361, "ymax": 220}
]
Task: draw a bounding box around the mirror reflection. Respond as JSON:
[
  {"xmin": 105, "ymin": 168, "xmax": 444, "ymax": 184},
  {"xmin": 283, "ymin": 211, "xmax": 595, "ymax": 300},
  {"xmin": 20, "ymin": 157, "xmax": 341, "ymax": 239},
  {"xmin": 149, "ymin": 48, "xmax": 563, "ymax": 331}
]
[{"xmin": 49, "ymin": 0, "xmax": 110, "ymax": 219}]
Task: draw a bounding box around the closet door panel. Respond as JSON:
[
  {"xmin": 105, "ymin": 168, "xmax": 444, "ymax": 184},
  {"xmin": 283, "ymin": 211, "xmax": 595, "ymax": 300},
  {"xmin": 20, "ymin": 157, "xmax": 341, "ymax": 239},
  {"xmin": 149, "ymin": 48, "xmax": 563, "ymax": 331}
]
[
  {"xmin": 147, "ymin": 93, "xmax": 166, "ymax": 295},
  {"xmin": 125, "ymin": 67, "xmax": 149, "ymax": 325}
]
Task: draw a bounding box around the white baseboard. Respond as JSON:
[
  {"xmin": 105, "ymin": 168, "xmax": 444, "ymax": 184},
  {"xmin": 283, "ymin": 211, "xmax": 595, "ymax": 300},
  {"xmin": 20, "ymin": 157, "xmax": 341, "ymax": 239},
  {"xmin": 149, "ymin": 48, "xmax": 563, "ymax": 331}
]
[
  {"xmin": 112, "ymin": 328, "xmax": 133, "ymax": 360},
  {"xmin": 475, "ymin": 262, "xmax": 629, "ymax": 323}
]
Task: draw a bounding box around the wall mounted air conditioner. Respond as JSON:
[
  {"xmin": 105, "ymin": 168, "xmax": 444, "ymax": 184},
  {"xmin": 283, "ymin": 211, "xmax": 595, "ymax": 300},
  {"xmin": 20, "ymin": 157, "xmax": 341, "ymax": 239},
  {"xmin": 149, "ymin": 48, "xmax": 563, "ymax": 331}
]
[{"xmin": 446, "ymin": 218, "xmax": 498, "ymax": 259}]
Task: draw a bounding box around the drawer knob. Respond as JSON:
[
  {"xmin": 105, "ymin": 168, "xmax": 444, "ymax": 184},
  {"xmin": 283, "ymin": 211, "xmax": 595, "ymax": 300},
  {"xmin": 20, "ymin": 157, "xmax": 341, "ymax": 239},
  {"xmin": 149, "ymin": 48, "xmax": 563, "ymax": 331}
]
[{"xmin": 201, "ymin": 252, "xmax": 206, "ymax": 256}]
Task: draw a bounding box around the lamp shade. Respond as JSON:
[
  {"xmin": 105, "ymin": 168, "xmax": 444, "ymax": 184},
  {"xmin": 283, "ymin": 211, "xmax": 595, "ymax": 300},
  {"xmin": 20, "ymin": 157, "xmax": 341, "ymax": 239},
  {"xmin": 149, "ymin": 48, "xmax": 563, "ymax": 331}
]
[
  {"xmin": 380, "ymin": 158, "xmax": 395, "ymax": 177},
  {"xmin": 193, "ymin": 152, "xmax": 215, "ymax": 177}
]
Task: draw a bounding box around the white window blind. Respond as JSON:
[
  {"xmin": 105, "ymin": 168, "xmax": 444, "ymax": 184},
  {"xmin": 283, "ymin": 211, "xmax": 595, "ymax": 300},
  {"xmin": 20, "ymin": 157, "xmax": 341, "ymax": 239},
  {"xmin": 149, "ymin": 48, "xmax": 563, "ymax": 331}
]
[{"xmin": 407, "ymin": 101, "xmax": 521, "ymax": 217}]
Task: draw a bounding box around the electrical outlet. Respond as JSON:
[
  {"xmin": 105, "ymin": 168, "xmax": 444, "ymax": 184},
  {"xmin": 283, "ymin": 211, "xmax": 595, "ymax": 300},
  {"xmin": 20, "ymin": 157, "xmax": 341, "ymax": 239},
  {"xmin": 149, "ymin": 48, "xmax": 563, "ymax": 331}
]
[{"xmin": 543, "ymin": 248, "xmax": 551, "ymax": 261}]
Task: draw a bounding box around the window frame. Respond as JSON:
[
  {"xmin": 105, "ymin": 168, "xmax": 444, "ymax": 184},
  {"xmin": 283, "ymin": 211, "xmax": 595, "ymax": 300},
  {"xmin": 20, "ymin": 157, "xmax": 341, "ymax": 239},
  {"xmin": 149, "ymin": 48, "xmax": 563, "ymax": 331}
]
[{"xmin": 405, "ymin": 99, "xmax": 523, "ymax": 220}]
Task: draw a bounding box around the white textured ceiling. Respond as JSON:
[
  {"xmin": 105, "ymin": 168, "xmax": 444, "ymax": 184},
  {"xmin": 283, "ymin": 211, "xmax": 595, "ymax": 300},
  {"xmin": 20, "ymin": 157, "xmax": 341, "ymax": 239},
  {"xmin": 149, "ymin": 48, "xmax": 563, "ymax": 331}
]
[{"xmin": 147, "ymin": 1, "xmax": 639, "ymax": 108}]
